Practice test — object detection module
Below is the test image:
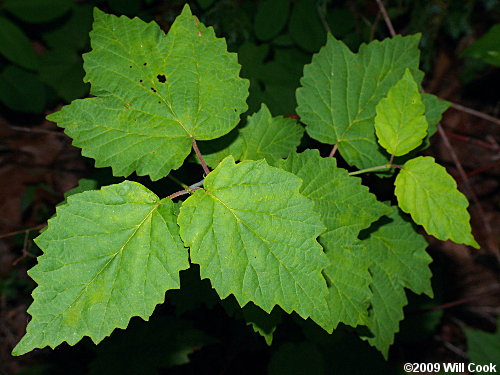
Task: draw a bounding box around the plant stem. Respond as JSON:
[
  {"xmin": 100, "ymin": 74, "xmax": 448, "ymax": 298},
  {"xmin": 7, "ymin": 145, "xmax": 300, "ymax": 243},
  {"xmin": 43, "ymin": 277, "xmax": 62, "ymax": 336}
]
[
  {"xmin": 348, "ymin": 164, "xmax": 395, "ymax": 176},
  {"xmin": 328, "ymin": 144, "xmax": 338, "ymax": 157},
  {"xmin": 375, "ymin": 0, "xmax": 396, "ymax": 37},
  {"xmin": 167, "ymin": 174, "xmax": 189, "ymax": 189},
  {"xmin": 189, "ymin": 179, "xmax": 204, "ymax": 189},
  {"xmin": 191, "ymin": 138, "xmax": 210, "ymax": 176}
]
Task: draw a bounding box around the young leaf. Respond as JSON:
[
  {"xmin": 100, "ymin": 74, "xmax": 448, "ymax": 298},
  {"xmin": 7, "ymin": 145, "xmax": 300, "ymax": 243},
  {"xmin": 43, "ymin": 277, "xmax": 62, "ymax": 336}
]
[
  {"xmin": 48, "ymin": 5, "xmax": 249, "ymax": 180},
  {"xmin": 363, "ymin": 207, "xmax": 432, "ymax": 358},
  {"xmin": 296, "ymin": 34, "xmax": 423, "ymax": 169},
  {"xmin": 240, "ymin": 104, "xmax": 304, "ymax": 163},
  {"xmin": 177, "ymin": 156, "xmax": 331, "ymax": 327},
  {"xmin": 13, "ymin": 181, "xmax": 189, "ymax": 355},
  {"xmin": 374, "ymin": 69, "xmax": 428, "ymax": 156},
  {"xmin": 277, "ymin": 150, "xmax": 391, "ymax": 330},
  {"xmin": 394, "ymin": 156, "xmax": 479, "ymax": 248}
]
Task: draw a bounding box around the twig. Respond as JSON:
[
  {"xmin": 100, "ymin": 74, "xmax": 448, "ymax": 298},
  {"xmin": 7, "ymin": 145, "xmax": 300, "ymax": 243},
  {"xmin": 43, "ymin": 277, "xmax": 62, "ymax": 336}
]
[
  {"xmin": 349, "ymin": 163, "xmax": 398, "ymax": 175},
  {"xmin": 328, "ymin": 144, "xmax": 338, "ymax": 157},
  {"xmin": 374, "ymin": 0, "xmax": 396, "ymax": 37},
  {"xmin": 167, "ymin": 174, "xmax": 189, "ymax": 189},
  {"xmin": 437, "ymin": 124, "xmax": 499, "ymax": 256},
  {"xmin": 444, "ymin": 130, "xmax": 499, "ymax": 151},
  {"xmin": 316, "ymin": 0, "xmax": 332, "ymax": 34},
  {"xmin": 450, "ymin": 102, "xmax": 500, "ymax": 126},
  {"xmin": 458, "ymin": 160, "xmax": 500, "ymax": 181},
  {"xmin": 9, "ymin": 125, "xmax": 67, "ymax": 137},
  {"xmin": 424, "ymin": 285, "xmax": 500, "ymax": 312},
  {"xmin": 191, "ymin": 138, "xmax": 210, "ymax": 176},
  {"xmin": 166, "ymin": 187, "xmax": 201, "ymax": 200},
  {"xmin": 0, "ymin": 224, "xmax": 46, "ymax": 240}
]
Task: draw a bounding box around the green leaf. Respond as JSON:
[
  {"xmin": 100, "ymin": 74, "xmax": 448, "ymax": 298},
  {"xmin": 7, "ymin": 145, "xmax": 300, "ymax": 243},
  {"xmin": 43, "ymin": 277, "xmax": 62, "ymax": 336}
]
[
  {"xmin": 240, "ymin": 104, "xmax": 304, "ymax": 163},
  {"xmin": 197, "ymin": 129, "xmax": 245, "ymax": 169},
  {"xmin": 0, "ymin": 66, "xmax": 46, "ymax": 113},
  {"xmin": 395, "ymin": 156, "xmax": 479, "ymax": 248},
  {"xmin": 196, "ymin": 0, "xmax": 216, "ymax": 9},
  {"xmin": 254, "ymin": 0, "xmax": 290, "ymax": 41},
  {"xmin": 39, "ymin": 49, "xmax": 89, "ymax": 102},
  {"xmin": 296, "ymin": 34, "xmax": 423, "ymax": 169},
  {"xmin": 242, "ymin": 304, "xmax": 281, "ymax": 345},
  {"xmin": 0, "ymin": 16, "xmax": 38, "ymax": 70},
  {"xmin": 421, "ymin": 93, "xmax": 450, "ymax": 148},
  {"xmin": 4, "ymin": 0, "xmax": 72, "ymax": 23},
  {"xmin": 88, "ymin": 316, "xmax": 215, "ymax": 375},
  {"xmin": 461, "ymin": 24, "xmax": 500, "ymax": 67},
  {"xmin": 363, "ymin": 207, "xmax": 432, "ymax": 357},
  {"xmin": 464, "ymin": 317, "xmax": 500, "ymax": 369},
  {"xmin": 375, "ymin": 69, "xmax": 428, "ymax": 156},
  {"xmin": 289, "ymin": 0, "xmax": 326, "ymax": 52},
  {"xmin": 12, "ymin": 181, "xmax": 189, "ymax": 355},
  {"xmin": 277, "ymin": 150, "xmax": 391, "ymax": 330},
  {"xmin": 178, "ymin": 156, "xmax": 330, "ymax": 327},
  {"xmin": 43, "ymin": 5, "xmax": 93, "ymax": 51},
  {"xmin": 48, "ymin": 5, "xmax": 249, "ymax": 180}
]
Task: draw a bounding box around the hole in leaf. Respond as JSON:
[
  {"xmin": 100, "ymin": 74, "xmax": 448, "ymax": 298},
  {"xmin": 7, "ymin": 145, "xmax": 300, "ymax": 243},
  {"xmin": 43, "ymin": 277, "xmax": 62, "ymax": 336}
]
[
  {"xmin": 157, "ymin": 74, "xmax": 166, "ymax": 83},
  {"xmin": 139, "ymin": 79, "xmax": 143, "ymax": 83},
  {"xmin": 143, "ymin": 62, "xmax": 147, "ymax": 66},
  {"xmin": 129, "ymin": 65, "xmax": 132, "ymax": 68},
  {"xmin": 150, "ymin": 87, "xmax": 157, "ymax": 93}
]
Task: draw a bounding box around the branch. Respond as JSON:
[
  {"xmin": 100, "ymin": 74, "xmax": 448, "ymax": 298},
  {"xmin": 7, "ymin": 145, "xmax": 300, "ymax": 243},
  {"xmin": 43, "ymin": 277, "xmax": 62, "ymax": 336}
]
[
  {"xmin": 191, "ymin": 138, "xmax": 210, "ymax": 176},
  {"xmin": 0, "ymin": 224, "xmax": 46, "ymax": 240},
  {"xmin": 375, "ymin": 0, "xmax": 396, "ymax": 37},
  {"xmin": 450, "ymin": 102, "xmax": 500, "ymax": 126}
]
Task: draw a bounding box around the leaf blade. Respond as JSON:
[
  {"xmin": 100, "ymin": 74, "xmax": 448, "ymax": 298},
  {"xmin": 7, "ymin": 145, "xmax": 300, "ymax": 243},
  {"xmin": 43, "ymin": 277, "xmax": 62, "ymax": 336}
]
[
  {"xmin": 374, "ymin": 69, "xmax": 428, "ymax": 156},
  {"xmin": 394, "ymin": 156, "xmax": 479, "ymax": 248},
  {"xmin": 13, "ymin": 181, "xmax": 189, "ymax": 355},
  {"xmin": 178, "ymin": 156, "xmax": 331, "ymax": 327}
]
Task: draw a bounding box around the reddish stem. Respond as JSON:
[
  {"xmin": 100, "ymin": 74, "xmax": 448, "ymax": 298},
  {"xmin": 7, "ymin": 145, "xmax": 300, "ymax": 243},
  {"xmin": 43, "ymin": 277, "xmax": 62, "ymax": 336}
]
[
  {"xmin": 192, "ymin": 138, "xmax": 210, "ymax": 176},
  {"xmin": 328, "ymin": 144, "xmax": 338, "ymax": 157}
]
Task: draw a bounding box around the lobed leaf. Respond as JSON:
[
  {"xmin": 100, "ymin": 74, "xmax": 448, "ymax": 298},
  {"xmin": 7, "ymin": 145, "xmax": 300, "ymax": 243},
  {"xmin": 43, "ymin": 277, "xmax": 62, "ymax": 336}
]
[
  {"xmin": 177, "ymin": 156, "xmax": 331, "ymax": 327},
  {"xmin": 240, "ymin": 104, "xmax": 304, "ymax": 163},
  {"xmin": 394, "ymin": 156, "xmax": 479, "ymax": 248},
  {"xmin": 363, "ymin": 207, "xmax": 432, "ymax": 357},
  {"xmin": 296, "ymin": 34, "xmax": 423, "ymax": 170},
  {"xmin": 277, "ymin": 150, "xmax": 391, "ymax": 330},
  {"xmin": 374, "ymin": 69, "xmax": 428, "ymax": 156},
  {"xmin": 13, "ymin": 181, "xmax": 189, "ymax": 355},
  {"xmin": 48, "ymin": 5, "xmax": 249, "ymax": 180}
]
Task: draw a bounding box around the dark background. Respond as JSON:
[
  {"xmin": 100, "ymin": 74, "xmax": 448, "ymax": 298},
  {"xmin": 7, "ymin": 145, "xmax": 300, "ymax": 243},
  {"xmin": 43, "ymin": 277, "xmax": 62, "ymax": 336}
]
[{"xmin": 0, "ymin": 0, "xmax": 499, "ymax": 374}]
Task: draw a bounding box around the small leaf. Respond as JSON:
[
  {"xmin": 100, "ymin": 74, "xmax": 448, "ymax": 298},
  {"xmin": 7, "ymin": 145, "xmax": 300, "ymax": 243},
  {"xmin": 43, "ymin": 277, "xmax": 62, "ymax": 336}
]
[
  {"xmin": 296, "ymin": 34, "xmax": 423, "ymax": 170},
  {"xmin": 254, "ymin": 0, "xmax": 290, "ymax": 41},
  {"xmin": 13, "ymin": 181, "xmax": 189, "ymax": 355},
  {"xmin": 363, "ymin": 207, "xmax": 432, "ymax": 357},
  {"xmin": 240, "ymin": 104, "xmax": 304, "ymax": 163},
  {"xmin": 289, "ymin": 0, "xmax": 326, "ymax": 52},
  {"xmin": 242, "ymin": 304, "xmax": 281, "ymax": 345},
  {"xmin": 88, "ymin": 316, "xmax": 215, "ymax": 375},
  {"xmin": 464, "ymin": 316, "xmax": 500, "ymax": 369},
  {"xmin": 178, "ymin": 156, "xmax": 330, "ymax": 327},
  {"xmin": 0, "ymin": 66, "xmax": 45, "ymax": 113},
  {"xmin": 461, "ymin": 24, "xmax": 500, "ymax": 67},
  {"xmin": 375, "ymin": 69, "xmax": 428, "ymax": 156},
  {"xmin": 48, "ymin": 5, "xmax": 249, "ymax": 180},
  {"xmin": 4, "ymin": 0, "xmax": 72, "ymax": 23},
  {"xmin": 39, "ymin": 49, "xmax": 89, "ymax": 102},
  {"xmin": 277, "ymin": 150, "xmax": 391, "ymax": 330},
  {"xmin": 0, "ymin": 16, "xmax": 38, "ymax": 70},
  {"xmin": 395, "ymin": 156, "xmax": 479, "ymax": 248},
  {"xmin": 420, "ymin": 93, "xmax": 451, "ymax": 149}
]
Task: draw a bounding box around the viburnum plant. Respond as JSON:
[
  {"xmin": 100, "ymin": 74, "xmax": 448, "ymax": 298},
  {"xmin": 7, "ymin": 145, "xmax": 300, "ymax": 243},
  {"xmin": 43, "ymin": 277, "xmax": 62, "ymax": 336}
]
[{"xmin": 13, "ymin": 5, "xmax": 478, "ymax": 358}]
